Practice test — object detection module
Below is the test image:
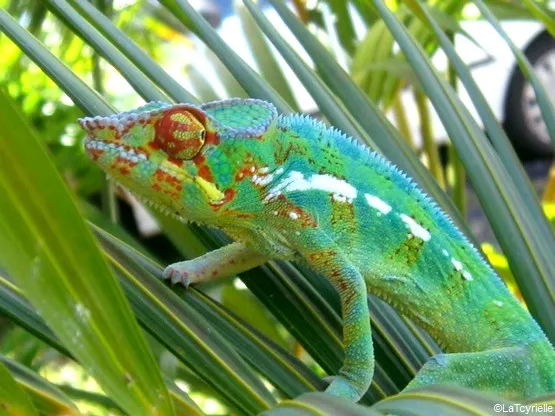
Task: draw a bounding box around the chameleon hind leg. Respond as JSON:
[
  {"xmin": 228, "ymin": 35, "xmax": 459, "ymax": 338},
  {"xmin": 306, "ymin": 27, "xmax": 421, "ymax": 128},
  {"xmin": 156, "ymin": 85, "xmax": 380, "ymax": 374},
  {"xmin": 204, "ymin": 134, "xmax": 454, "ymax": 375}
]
[
  {"xmin": 308, "ymin": 251, "xmax": 374, "ymax": 401},
  {"xmin": 405, "ymin": 346, "xmax": 543, "ymax": 399},
  {"xmin": 162, "ymin": 242, "xmax": 270, "ymax": 287}
]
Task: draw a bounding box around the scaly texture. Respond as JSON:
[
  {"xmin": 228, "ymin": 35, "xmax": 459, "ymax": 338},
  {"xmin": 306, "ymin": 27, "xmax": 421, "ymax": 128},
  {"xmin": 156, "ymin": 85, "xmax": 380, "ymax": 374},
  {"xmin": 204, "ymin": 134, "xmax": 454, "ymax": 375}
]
[{"xmin": 79, "ymin": 98, "xmax": 555, "ymax": 402}]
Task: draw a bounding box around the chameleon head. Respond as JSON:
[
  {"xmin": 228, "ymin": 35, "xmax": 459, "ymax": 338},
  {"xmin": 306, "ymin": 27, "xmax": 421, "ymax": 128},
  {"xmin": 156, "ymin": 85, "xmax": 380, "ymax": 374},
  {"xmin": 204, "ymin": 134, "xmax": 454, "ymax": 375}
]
[{"xmin": 78, "ymin": 102, "xmax": 227, "ymax": 222}]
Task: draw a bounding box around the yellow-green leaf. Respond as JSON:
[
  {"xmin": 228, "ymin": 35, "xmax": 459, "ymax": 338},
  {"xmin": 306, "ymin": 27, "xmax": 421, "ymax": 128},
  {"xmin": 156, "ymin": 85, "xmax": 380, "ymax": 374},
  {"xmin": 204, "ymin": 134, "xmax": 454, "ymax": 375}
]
[{"xmin": 0, "ymin": 89, "xmax": 174, "ymax": 415}]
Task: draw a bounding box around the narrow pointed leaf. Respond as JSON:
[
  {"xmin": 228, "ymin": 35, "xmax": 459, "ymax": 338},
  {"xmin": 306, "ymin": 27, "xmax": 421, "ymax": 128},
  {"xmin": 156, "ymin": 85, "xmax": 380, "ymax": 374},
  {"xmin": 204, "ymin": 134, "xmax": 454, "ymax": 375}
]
[
  {"xmin": 0, "ymin": 356, "xmax": 78, "ymax": 416},
  {"xmin": 0, "ymin": 9, "xmax": 111, "ymax": 115},
  {"xmin": 236, "ymin": 2, "xmax": 298, "ymax": 110},
  {"xmin": 372, "ymin": 385, "xmax": 518, "ymax": 415},
  {"xmin": 158, "ymin": 0, "xmax": 292, "ymax": 113},
  {"xmin": 409, "ymin": 0, "xmax": 555, "ymax": 282},
  {"xmin": 165, "ymin": 379, "xmax": 206, "ymax": 416},
  {"xmin": 471, "ymin": 0, "xmax": 555, "ymax": 147},
  {"xmin": 520, "ymin": 0, "xmax": 555, "ymax": 36},
  {"xmin": 260, "ymin": 392, "xmax": 382, "ymax": 416},
  {"xmin": 242, "ymin": 0, "xmax": 379, "ymax": 149},
  {"xmin": 0, "ymin": 275, "xmax": 69, "ymax": 356},
  {"xmin": 0, "ymin": 358, "xmax": 38, "ymax": 416},
  {"xmin": 0, "ymin": 90, "xmax": 174, "ymax": 416},
  {"xmin": 56, "ymin": 385, "xmax": 124, "ymax": 415},
  {"xmin": 66, "ymin": 0, "xmax": 198, "ymax": 103},
  {"xmin": 95, "ymin": 227, "xmax": 276, "ymax": 415},
  {"xmin": 39, "ymin": 0, "xmax": 169, "ymax": 102}
]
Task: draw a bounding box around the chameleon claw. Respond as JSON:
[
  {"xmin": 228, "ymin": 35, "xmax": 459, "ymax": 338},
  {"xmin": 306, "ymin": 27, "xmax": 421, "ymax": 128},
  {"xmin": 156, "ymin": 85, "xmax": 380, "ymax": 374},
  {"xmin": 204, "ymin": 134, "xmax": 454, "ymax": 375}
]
[{"xmin": 162, "ymin": 266, "xmax": 191, "ymax": 288}]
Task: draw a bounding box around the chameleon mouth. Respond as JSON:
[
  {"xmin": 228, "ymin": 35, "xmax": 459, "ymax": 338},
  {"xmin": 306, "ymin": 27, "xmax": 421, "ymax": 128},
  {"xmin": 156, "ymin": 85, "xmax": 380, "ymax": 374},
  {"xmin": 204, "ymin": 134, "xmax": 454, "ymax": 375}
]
[
  {"xmin": 83, "ymin": 138, "xmax": 186, "ymax": 220},
  {"xmin": 84, "ymin": 139, "xmax": 149, "ymax": 163}
]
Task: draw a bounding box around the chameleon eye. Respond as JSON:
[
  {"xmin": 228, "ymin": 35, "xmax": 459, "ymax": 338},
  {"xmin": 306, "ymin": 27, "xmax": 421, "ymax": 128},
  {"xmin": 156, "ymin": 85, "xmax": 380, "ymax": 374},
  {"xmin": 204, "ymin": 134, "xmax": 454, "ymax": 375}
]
[{"xmin": 154, "ymin": 109, "xmax": 206, "ymax": 159}]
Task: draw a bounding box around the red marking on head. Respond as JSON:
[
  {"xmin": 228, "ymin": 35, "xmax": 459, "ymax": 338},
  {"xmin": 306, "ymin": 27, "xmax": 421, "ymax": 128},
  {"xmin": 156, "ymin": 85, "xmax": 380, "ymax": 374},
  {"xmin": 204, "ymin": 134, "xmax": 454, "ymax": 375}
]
[
  {"xmin": 192, "ymin": 153, "xmax": 214, "ymax": 182},
  {"xmin": 167, "ymin": 156, "xmax": 184, "ymax": 167},
  {"xmin": 115, "ymin": 155, "xmax": 138, "ymax": 167},
  {"xmin": 204, "ymin": 131, "xmax": 220, "ymax": 146},
  {"xmin": 86, "ymin": 148, "xmax": 105, "ymax": 161},
  {"xmin": 148, "ymin": 140, "xmax": 162, "ymax": 151},
  {"xmin": 154, "ymin": 107, "xmax": 207, "ymax": 160},
  {"xmin": 151, "ymin": 169, "xmax": 183, "ymax": 200}
]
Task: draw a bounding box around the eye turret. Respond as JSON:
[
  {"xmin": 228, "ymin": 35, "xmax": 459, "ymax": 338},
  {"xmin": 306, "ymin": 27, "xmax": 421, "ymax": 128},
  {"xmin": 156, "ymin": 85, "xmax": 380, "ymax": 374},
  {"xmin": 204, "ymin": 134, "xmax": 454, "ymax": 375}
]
[{"xmin": 154, "ymin": 108, "xmax": 206, "ymax": 159}]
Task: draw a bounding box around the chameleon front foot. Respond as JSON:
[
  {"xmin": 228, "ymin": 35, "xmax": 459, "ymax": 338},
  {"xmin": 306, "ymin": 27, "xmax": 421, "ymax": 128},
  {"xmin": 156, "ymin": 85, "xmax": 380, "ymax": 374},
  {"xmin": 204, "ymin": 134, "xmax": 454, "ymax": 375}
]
[
  {"xmin": 160, "ymin": 242, "xmax": 270, "ymax": 288},
  {"xmin": 162, "ymin": 264, "xmax": 194, "ymax": 287}
]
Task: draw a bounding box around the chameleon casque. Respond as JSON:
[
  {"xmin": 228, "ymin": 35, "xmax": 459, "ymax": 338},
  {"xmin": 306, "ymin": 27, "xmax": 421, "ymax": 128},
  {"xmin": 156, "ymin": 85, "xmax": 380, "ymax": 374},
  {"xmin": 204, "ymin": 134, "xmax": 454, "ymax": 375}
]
[{"xmin": 79, "ymin": 98, "xmax": 555, "ymax": 402}]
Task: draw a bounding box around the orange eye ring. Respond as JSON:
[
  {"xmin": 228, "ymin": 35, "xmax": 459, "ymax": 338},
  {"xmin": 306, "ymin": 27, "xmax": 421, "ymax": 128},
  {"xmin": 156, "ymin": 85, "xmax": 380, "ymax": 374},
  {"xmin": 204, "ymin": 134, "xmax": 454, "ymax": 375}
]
[{"xmin": 154, "ymin": 108, "xmax": 206, "ymax": 159}]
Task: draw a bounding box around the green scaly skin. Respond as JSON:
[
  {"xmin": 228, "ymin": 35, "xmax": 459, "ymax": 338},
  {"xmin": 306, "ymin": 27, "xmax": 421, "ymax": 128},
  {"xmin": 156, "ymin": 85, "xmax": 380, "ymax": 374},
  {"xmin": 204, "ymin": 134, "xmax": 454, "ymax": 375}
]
[{"xmin": 79, "ymin": 98, "xmax": 555, "ymax": 402}]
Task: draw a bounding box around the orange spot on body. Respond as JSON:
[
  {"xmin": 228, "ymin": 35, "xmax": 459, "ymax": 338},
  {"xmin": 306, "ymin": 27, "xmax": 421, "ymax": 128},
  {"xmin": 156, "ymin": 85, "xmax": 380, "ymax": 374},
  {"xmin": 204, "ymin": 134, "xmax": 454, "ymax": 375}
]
[{"xmin": 224, "ymin": 211, "xmax": 256, "ymax": 219}]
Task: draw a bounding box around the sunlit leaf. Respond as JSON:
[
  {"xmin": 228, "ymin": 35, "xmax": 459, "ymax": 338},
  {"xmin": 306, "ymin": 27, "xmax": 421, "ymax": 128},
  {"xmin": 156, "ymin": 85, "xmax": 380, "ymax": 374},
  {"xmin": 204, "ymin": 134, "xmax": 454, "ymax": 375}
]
[
  {"xmin": 1, "ymin": 355, "xmax": 77, "ymax": 416},
  {"xmin": 0, "ymin": 89, "xmax": 174, "ymax": 416},
  {"xmin": 0, "ymin": 357, "xmax": 38, "ymax": 416}
]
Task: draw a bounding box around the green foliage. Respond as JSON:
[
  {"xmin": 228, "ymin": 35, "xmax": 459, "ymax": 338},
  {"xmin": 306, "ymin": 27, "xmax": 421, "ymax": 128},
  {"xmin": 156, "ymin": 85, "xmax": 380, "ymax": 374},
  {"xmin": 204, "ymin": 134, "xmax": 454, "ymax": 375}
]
[{"xmin": 0, "ymin": 0, "xmax": 554, "ymax": 415}]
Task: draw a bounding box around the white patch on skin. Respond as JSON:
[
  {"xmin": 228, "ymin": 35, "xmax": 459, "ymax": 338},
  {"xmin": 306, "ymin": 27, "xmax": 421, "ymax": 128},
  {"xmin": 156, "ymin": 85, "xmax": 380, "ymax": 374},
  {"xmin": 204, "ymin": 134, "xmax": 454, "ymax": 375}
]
[
  {"xmin": 252, "ymin": 173, "xmax": 274, "ymax": 187},
  {"xmin": 265, "ymin": 170, "xmax": 357, "ymax": 203},
  {"xmin": 250, "ymin": 166, "xmax": 256, "ymax": 173},
  {"xmin": 442, "ymin": 249, "xmax": 449, "ymax": 257},
  {"xmin": 493, "ymin": 300, "xmax": 503, "ymax": 307},
  {"xmin": 399, "ymin": 214, "xmax": 431, "ymax": 241},
  {"xmin": 84, "ymin": 139, "xmax": 148, "ymax": 162},
  {"xmin": 289, "ymin": 212, "xmax": 299, "ymax": 220},
  {"xmin": 451, "ymin": 258, "xmax": 463, "ymax": 271},
  {"xmin": 272, "ymin": 211, "xmax": 278, "ymax": 216},
  {"xmin": 462, "ymin": 271, "xmax": 473, "ymax": 281},
  {"xmin": 295, "ymin": 231, "xmax": 301, "ymax": 235},
  {"xmin": 365, "ymin": 193, "xmax": 392, "ymax": 214}
]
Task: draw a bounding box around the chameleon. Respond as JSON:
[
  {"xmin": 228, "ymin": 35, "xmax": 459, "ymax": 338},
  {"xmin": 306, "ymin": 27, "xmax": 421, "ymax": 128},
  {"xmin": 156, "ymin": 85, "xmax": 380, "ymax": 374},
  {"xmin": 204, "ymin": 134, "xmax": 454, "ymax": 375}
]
[{"xmin": 79, "ymin": 98, "xmax": 555, "ymax": 402}]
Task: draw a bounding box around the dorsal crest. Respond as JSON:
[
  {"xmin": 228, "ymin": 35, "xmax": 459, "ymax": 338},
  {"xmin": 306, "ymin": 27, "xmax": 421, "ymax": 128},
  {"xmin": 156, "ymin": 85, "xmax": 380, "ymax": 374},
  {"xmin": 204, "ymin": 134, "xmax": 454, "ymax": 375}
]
[{"xmin": 200, "ymin": 98, "xmax": 277, "ymax": 138}]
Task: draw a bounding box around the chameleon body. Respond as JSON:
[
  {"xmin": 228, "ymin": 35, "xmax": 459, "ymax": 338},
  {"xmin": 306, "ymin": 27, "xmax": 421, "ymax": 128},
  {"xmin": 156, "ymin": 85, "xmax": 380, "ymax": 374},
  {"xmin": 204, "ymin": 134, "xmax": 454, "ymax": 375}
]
[{"xmin": 79, "ymin": 98, "xmax": 555, "ymax": 402}]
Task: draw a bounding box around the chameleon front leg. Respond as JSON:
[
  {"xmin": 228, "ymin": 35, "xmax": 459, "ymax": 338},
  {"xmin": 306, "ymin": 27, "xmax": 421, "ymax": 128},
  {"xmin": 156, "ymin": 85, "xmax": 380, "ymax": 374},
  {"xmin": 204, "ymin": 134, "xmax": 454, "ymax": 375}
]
[
  {"xmin": 308, "ymin": 251, "xmax": 374, "ymax": 401},
  {"xmin": 162, "ymin": 242, "xmax": 270, "ymax": 287}
]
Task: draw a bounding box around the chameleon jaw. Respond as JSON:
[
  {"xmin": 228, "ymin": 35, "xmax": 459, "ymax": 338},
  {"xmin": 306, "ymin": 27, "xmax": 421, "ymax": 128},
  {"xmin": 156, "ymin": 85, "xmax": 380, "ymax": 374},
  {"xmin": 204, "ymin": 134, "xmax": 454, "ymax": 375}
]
[
  {"xmin": 84, "ymin": 139, "xmax": 149, "ymax": 163},
  {"xmin": 84, "ymin": 138, "xmax": 226, "ymax": 209}
]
